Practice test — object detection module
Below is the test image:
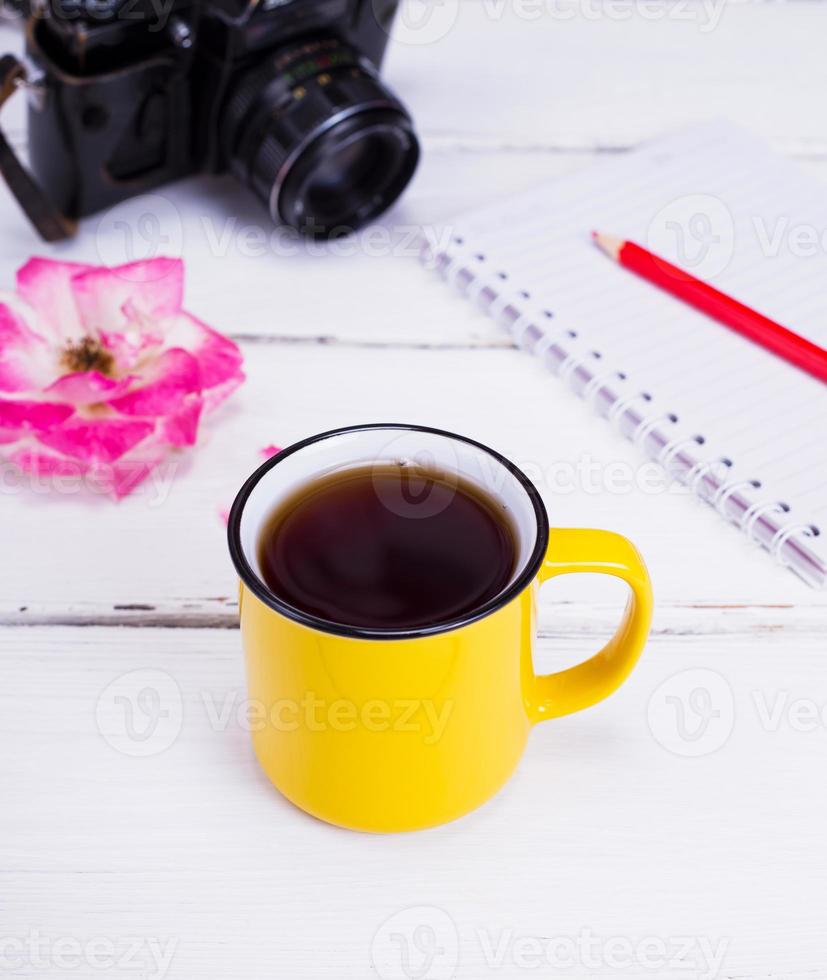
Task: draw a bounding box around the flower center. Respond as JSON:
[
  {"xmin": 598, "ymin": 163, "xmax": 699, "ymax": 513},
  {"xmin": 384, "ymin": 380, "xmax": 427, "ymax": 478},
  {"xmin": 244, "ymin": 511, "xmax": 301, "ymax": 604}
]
[{"xmin": 62, "ymin": 336, "xmax": 115, "ymax": 376}]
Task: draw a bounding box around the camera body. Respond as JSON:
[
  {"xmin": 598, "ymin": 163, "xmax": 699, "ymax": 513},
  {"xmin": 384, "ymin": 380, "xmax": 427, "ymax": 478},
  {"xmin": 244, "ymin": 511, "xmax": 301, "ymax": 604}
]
[{"xmin": 20, "ymin": 0, "xmax": 418, "ymax": 235}]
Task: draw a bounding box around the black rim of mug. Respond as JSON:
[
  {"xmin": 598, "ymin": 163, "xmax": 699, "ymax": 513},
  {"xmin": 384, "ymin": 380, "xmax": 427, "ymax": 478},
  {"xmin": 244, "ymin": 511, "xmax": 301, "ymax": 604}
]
[{"xmin": 227, "ymin": 423, "xmax": 550, "ymax": 640}]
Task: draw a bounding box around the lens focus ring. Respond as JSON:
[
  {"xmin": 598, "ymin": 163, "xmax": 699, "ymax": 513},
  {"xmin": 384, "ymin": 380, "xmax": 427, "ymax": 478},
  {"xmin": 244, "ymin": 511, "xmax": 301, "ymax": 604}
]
[
  {"xmin": 221, "ymin": 37, "xmax": 419, "ymax": 236},
  {"xmin": 240, "ymin": 69, "xmax": 397, "ymax": 195}
]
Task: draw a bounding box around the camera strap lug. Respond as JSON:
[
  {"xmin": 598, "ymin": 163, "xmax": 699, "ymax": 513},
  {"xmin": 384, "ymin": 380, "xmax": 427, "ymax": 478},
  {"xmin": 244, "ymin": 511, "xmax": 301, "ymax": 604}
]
[
  {"xmin": 0, "ymin": 53, "xmax": 76, "ymax": 242},
  {"xmin": 12, "ymin": 58, "xmax": 46, "ymax": 110}
]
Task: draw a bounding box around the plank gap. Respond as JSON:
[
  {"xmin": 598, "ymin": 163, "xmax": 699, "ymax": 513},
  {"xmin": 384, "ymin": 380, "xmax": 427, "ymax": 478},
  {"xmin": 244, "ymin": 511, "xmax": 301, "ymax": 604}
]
[{"xmin": 3, "ymin": 601, "xmax": 825, "ymax": 634}]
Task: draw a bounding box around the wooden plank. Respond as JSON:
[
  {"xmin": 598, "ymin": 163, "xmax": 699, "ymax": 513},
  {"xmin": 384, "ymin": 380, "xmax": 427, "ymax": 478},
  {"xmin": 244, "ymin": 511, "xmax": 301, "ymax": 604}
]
[
  {"xmin": 3, "ymin": 595, "xmax": 825, "ymax": 636},
  {"xmin": 0, "ymin": 148, "xmax": 591, "ymax": 347},
  {"xmin": 2, "ymin": 7, "xmax": 824, "ymax": 969},
  {"xmin": 389, "ymin": 0, "xmax": 827, "ymax": 155},
  {"xmin": 0, "ymin": 13, "xmax": 824, "ymax": 620},
  {"xmin": 2, "ymin": 624, "xmax": 827, "ymax": 978},
  {"xmin": 4, "ymin": 4, "xmax": 827, "ymax": 153},
  {"xmin": 2, "ymin": 143, "xmax": 827, "ymax": 346},
  {"xmin": 3, "ymin": 9, "xmax": 827, "ymax": 345},
  {"xmin": 0, "ymin": 341, "xmax": 823, "ymax": 626}
]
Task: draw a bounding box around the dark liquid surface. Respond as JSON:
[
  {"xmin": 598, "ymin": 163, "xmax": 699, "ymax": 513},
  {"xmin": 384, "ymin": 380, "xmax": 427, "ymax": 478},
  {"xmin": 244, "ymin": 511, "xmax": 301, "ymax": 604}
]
[{"xmin": 258, "ymin": 464, "xmax": 517, "ymax": 630}]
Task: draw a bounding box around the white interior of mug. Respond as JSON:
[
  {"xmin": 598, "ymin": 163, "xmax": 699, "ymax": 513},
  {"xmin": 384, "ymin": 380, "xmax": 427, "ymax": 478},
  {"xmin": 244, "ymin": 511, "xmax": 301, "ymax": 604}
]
[{"xmin": 238, "ymin": 427, "xmax": 541, "ymax": 599}]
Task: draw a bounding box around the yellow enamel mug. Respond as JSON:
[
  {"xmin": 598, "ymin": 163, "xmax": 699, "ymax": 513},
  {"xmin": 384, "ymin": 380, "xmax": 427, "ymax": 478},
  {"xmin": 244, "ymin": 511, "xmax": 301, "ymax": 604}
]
[{"xmin": 228, "ymin": 424, "xmax": 653, "ymax": 832}]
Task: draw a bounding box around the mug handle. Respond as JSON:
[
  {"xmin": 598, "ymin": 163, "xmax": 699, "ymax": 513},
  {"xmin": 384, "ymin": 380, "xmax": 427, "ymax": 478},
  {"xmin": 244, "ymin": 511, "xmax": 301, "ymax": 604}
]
[{"xmin": 526, "ymin": 528, "xmax": 653, "ymax": 723}]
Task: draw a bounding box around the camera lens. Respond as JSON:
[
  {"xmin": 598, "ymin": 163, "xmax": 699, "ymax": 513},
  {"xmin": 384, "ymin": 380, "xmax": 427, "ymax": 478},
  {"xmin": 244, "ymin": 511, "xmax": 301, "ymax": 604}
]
[{"xmin": 222, "ymin": 38, "xmax": 420, "ymax": 237}]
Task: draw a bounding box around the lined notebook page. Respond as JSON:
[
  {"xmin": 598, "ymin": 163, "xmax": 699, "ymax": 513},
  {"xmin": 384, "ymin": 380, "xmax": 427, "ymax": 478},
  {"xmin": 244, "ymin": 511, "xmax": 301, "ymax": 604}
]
[{"xmin": 427, "ymin": 122, "xmax": 827, "ymax": 586}]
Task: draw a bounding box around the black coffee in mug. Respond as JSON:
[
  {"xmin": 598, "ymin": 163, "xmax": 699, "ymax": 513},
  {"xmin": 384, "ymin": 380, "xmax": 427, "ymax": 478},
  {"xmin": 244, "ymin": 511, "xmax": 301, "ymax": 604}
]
[{"xmin": 257, "ymin": 463, "xmax": 517, "ymax": 630}]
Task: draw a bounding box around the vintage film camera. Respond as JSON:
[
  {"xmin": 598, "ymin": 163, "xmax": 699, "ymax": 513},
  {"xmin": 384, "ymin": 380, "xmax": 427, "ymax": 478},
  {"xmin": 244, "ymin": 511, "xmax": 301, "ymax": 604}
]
[{"xmin": 0, "ymin": 0, "xmax": 420, "ymax": 239}]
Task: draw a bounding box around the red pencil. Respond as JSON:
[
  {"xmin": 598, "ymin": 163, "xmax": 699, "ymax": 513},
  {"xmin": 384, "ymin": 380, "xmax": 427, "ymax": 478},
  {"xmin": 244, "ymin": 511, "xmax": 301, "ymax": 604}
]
[{"xmin": 592, "ymin": 232, "xmax": 827, "ymax": 385}]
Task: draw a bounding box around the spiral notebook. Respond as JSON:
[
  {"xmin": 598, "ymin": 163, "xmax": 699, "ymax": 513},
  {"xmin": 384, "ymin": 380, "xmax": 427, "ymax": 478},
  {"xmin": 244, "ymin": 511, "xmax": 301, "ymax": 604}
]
[{"xmin": 422, "ymin": 121, "xmax": 827, "ymax": 587}]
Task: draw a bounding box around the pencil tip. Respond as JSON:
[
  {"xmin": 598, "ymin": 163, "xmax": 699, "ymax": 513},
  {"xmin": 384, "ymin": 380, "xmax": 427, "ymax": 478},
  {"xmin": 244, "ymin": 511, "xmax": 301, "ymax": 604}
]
[{"xmin": 592, "ymin": 232, "xmax": 624, "ymax": 261}]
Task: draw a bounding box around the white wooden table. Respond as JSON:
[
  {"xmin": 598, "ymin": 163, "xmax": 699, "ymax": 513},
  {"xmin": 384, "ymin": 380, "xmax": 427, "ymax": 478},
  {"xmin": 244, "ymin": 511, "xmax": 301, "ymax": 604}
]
[{"xmin": 2, "ymin": 5, "xmax": 827, "ymax": 978}]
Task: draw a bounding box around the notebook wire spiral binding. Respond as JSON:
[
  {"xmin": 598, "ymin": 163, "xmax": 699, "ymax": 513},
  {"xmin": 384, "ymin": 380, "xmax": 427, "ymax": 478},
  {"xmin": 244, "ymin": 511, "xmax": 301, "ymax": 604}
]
[{"xmin": 421, "ymin": 239, "xmax": 826, "ymax": 588}]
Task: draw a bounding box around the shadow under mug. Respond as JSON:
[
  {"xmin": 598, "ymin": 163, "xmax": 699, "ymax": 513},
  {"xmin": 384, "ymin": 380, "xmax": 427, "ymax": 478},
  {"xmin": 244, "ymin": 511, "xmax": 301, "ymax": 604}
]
[{"xmin": 228, "ymin": 424, "xmax": 653, "ymax": 832}]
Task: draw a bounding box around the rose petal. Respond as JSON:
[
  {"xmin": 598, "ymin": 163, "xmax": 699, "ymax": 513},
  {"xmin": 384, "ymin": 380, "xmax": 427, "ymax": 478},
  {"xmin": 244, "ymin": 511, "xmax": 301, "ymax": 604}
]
[
  {"xmin": 37, "ymin": 416, "xmax": 154, "ymax": 464},
  {"xmin": 44, "ymin": 371, "xmax": 137, "ymax": 405},
  {"xmin": 161, "ymin": 393, "xmax": 203, "ymax": 447},
  {"xmin": 217, "ymin": 442, "xmax": 283, "ymax": 526},
  {"xmin": 98, "ymin": 327, "xmax": 163, "ymax": 374},
  {"xmin": 202, "ymin": 372, "xmax": 245, "ymax": 415},
  {"xmin": 0, "ymin": 300, "xmax": 52, "ymax": 392},
  {"xmin": 157, "ymin": 313, "xmax": 244, "ymax": 391},
  {"xmin": 0, "ymin": 398, "xmax": 74, "ymax": 433},
  {"xmin": 109, "ymin": 348, "xmax": 201, "ymax": 417},
  {"xmin": 9, "ymin": 447, "xmax": 90, "ymax": 479},
  {"xmin": 9, "ymin": 437, "xmax": 167, "ymax": 499},
  {"xmin": 107, "ymin": 437, "xmax": 170, "ymax": 499},
  {"xmin": 72, "ymin": 258, "xmax": 184, "ymax": 335},
  {"xmin": 16, "ymin": 257, "xmax": 93, "ymax": 341}
]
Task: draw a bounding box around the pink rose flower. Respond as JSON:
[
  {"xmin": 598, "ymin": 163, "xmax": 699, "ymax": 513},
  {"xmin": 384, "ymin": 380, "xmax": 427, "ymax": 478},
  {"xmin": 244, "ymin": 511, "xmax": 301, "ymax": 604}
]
[{"xmin": 0, "ymin": 257, "xmax": 244, "ymax": 498}]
